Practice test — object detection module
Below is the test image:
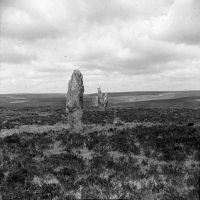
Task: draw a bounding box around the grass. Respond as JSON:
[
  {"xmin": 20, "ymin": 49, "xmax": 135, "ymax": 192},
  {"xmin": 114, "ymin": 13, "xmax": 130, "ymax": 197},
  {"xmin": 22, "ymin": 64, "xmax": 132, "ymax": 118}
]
[
  {"xmin": 0, "ymin": 123, "xmax": 199, "ymax": 199},
  {"xmin": 0, "ymin": 93, "xmax": 199, "ymax": 199}
]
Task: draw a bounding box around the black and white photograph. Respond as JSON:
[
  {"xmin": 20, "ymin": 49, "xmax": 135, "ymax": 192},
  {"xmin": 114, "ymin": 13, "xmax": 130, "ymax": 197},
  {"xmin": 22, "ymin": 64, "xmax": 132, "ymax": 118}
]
[{"xmin": 0, "ymin": 0, "xmax": 200, "ymax": 199}]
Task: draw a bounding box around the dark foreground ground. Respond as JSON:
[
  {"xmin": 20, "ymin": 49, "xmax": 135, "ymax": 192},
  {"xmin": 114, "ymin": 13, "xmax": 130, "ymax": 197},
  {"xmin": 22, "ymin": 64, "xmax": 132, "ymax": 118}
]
[{"xmin": 0, "ymin": 91, "xmax": 200, "ymax": 199}]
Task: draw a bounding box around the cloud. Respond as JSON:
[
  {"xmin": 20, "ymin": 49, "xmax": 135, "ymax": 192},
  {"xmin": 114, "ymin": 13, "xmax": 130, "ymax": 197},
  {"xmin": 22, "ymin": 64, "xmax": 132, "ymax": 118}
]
[
  {"xmin": 0, "ymin": 3, "xmax": 61, "ymax": 40},
  {"xmin": 0, "ymin": 0, "xmax": 173, "ymax": 41},
  {"xmin": 0, "ymin": 0, "xmax": 199, "ymax": 93},
  {"xmin": 66, "ymin": 33, "xmax": 200, "ymax": 76},
  {"xmin": 153, "ymin": 0, "xmax": 200, "ymax": 44},
  {"xmin": 35, "ymin": 62, "xmax": 74, "ymax": 74},
  {"xmin": 0, "ymin": 52, "xmax": 35, "ymax": 64},
  {"xmin": 0, "ymin": 39, "xmax": 36, "ymax": 64}
]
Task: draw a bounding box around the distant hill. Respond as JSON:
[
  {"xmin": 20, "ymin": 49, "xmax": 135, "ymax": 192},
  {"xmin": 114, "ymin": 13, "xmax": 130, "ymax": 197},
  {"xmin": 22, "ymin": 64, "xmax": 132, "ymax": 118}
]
[{"xmin": 0, "ymin": 90, "xmax": 200, "ymax": 108}]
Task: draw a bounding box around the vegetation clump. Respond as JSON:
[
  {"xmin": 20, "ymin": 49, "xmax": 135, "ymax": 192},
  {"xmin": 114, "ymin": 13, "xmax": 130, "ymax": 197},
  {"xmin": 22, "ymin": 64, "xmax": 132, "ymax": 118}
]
[{"xmin": 0, "ymin": 98, "xmax": 199, "ymax": 199}]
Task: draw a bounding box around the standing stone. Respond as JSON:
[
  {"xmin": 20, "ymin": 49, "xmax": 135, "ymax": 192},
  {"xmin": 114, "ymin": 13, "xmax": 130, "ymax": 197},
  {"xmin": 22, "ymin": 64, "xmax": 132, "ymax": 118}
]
[
  {"xmin": 66, "ymin": 70, "xmax": 84, "ymax": 131},
  {"xmin": 92, "ymin": 87, "xmax": 109, "ymax": 110},
  {"xmin": 104, "ymin": 93, "xmax": 108, "ymax": 108},
  {"xmin": 92, "ymin": 96, "xmax": 99, "ymax": 107},
  {"xmin": 97, "ymin": 87, "xmax": 103, "ymax": 105}
]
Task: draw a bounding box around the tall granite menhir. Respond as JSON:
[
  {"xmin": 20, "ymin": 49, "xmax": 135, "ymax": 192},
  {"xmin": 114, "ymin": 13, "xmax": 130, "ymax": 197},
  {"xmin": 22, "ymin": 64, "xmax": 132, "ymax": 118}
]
[{"xmin": 66, "ymin": 70, "xmax": 84, "ymax": 131}]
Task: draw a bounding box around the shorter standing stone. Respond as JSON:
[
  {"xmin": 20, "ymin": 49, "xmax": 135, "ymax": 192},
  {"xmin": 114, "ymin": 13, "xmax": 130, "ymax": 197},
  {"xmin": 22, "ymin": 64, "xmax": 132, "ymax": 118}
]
[
  {"xmin": 92, "ymin": 87, "xmax": 109, "ymax": 110},
  {"xmin": 66, "ymin": 70, "xmax": 84, "ymax": 131}
]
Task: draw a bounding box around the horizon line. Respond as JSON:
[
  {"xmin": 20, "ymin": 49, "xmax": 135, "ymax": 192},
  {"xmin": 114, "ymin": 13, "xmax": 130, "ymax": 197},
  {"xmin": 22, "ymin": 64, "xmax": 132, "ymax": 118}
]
[{"xmin": 0, "ymin": 89, "xmax": 200, "ymax": 96}]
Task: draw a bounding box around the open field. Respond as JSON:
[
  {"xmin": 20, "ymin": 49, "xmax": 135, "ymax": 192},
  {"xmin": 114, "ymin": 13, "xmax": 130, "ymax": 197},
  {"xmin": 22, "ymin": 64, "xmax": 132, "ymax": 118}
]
[
  {"xmin": 1, "ymin": 90, "xmax": 200, "ymax": 108},
  {"xmin": 0, "ymin": 91, "xmax": 200, "ymax": 199}
]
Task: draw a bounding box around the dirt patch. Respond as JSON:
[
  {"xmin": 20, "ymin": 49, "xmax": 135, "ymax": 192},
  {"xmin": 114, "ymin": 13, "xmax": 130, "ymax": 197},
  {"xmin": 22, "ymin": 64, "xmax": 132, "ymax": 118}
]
[{"xmin": 0, "ymin": 123, "xmax": 70, "ymax": 138}]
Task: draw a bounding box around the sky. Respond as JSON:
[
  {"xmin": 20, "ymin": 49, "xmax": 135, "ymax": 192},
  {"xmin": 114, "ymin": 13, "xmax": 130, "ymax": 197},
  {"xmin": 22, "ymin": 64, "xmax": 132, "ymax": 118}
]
[{"xmin": 0, "ymin": 0, "xmax": 200, "ymax": 94}]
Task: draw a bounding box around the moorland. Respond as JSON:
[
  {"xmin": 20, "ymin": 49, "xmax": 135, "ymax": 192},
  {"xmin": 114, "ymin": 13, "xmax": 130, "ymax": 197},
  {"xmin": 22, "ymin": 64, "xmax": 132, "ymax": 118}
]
[{"xmin": 0, "ymin": 91, "xmax": 200, "ymax": 199}]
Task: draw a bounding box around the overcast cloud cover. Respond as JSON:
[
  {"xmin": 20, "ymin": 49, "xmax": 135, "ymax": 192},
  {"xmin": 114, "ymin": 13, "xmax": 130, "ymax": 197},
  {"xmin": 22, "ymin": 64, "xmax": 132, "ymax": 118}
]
[{"xmin": 0, "ymin": 0, "xmax": 200, "ymax": 93}]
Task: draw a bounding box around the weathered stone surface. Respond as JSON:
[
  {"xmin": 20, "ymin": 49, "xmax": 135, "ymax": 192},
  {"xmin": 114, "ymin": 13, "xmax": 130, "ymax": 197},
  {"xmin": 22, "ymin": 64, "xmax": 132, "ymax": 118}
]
[
  {"xmin": 66, "ymin": 70, "xmax": 84, "ymax": 131},
  {"xmin": 93, "ymin": 87, "xmax": 109, "ymax": 109}
]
